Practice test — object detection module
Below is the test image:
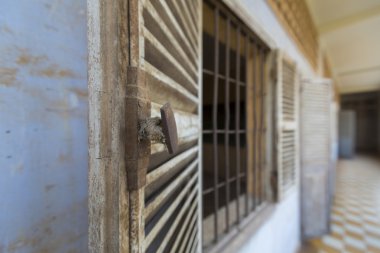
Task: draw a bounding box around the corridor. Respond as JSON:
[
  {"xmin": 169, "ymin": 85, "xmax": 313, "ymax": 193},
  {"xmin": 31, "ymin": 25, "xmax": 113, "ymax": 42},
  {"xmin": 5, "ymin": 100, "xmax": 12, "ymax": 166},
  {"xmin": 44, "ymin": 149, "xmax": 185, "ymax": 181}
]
[{"xmin": 302, "ymin": 156, "xmax": 380, "ymax": 252}]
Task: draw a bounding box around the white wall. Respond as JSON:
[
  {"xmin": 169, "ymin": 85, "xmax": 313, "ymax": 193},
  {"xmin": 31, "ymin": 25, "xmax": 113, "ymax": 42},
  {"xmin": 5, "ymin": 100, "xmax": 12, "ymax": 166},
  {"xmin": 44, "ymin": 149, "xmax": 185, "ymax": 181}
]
[{"xmin": 239, "ymin": 192, "xmax": 301, "ymax": 253}]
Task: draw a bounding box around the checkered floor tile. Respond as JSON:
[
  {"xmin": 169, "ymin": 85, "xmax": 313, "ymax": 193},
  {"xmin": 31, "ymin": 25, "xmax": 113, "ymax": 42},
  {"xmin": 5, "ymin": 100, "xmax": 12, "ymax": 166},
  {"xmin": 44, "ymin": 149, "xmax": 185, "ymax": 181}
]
[{"xmin": 302, "ymin": 156, "xmax": 380, "ymax": 253}]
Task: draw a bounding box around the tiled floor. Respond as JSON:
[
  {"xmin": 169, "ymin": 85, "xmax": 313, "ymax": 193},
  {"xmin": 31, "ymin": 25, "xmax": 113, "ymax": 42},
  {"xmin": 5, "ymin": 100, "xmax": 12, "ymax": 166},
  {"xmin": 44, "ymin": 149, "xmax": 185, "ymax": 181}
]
[{"xmin": 300, "ymin": 155, "xmax": 380, "ymax": 253}]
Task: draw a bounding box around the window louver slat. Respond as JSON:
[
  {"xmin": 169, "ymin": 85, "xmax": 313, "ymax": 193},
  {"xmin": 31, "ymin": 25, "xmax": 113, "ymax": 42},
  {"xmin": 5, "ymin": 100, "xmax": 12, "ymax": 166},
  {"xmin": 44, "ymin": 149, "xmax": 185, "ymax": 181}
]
[
  {"xmin": 177, "ymin": 210, "xmax": 198, "ymax": 253},
  {"xmin": 186, "ymin": 223, "xmax": 198, "ymax": 253},
  {"xmin": 300, "ymin": 79, "xmax": 332, "ymax": 238},
  {"xmin": 156, "ymin": 190, "xmax": 197, "ymax": 253},
  {"xmin": 274, "ymin": 51, "xmax": 299, "ymax": 200},
  {"xmin": 146, "ymin": 146, "xmax": 198, "ymax": 186},
  {"xmin": 301, "ymin": 83, "xmax": 330, "ymax": 165},
  {"xmin": 145, "ymin": 159, "xmax": 198, "ymax": 220},
  {"xmin": 144, "ymin": 174, "xmax": 197, "ymax": 251},
  {"xmin": 169, "ymin": 200, "xmax": 198, "ymax": 253},
  {"xmin": 141, "ymin": 0, "xmax": 201, "ymax": 252}
]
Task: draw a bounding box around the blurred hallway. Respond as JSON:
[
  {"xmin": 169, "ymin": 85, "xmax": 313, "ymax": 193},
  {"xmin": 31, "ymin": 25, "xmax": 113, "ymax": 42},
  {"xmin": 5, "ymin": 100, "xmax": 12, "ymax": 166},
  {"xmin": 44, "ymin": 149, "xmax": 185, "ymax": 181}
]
[{"xmin": 301, "ymin": 156, "xmax": 380, "ymax": 252}]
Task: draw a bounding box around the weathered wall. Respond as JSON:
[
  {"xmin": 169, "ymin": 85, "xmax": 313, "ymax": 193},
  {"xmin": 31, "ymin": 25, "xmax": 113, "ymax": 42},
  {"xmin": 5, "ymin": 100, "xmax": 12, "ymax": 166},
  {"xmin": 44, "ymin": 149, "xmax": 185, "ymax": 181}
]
[{"xmin": 0, "ymin": 0, "xmax": 88, "ymax": 252}]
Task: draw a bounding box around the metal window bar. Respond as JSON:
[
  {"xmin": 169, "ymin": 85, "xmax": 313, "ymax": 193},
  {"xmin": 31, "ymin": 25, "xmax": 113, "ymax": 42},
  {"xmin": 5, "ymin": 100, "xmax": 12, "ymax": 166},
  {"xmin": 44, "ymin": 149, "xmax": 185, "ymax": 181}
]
[
  {"xmin": 244, "ymin": 34, "xmax": 249, "ymax": 217},
  {"xmin": 212, "ymin": 6, "xmax": 219, "ymax": 242},
  {"xmin": 235, "ymin": 26, "xmax": 241, "ymax": 225},
  {"xmin": 257, "ymin": 45, "xmax": 262, "ymax": 205},
  {"xmin": 202, "ymin": 0, "xmax": 270, "ymax": 250},
  {"xmin": 252, "ymin": 41, "xmax": 258, "ymax": 210},
  {"xmin": 259, "ymin": 47, "xmax": 265, "ymax": 203},
  {"xmin": 224, "ymin": 17, "xmax": 231, "ymax": 233}
]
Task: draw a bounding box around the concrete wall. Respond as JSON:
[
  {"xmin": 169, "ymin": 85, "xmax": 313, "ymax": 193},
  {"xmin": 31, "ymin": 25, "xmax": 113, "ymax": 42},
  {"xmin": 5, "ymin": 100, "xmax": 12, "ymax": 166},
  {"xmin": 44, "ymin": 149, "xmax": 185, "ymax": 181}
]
[{"xmin": 0, "ymin": 1, "xmax": 88, "ymax": 252}]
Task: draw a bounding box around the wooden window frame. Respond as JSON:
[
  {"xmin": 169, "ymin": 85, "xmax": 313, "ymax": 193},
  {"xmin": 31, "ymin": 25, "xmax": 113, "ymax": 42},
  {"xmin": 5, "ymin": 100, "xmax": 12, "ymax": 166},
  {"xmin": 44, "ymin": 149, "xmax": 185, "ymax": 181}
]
[{"xmin": 88, "ymin": 0, "xmax": 130, "ymax": 251}]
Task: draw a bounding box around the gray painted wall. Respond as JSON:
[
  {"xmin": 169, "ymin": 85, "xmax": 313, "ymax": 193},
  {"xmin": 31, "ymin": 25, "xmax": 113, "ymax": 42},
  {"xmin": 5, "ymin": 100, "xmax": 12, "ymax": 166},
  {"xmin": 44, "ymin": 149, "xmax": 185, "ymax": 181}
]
[
  {"xmin": 339, "ymin": 111, "xmax": 356, "ymax": 158},
  {"xmin": 0, "ymin": 1, "xmax": 88, "ymax": 252}
]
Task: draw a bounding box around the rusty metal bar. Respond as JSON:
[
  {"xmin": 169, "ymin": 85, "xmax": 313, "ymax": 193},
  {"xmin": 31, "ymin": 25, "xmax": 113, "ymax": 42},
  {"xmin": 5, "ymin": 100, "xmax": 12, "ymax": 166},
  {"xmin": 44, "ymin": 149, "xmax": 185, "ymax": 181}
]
[
  {"xmin": 252, "ymin": 42, "xmax": 257, "ymax": 210},
  {"xmin": 203, "ymin": 130, "xmax": 247, "ymax": 134},
  {"xmin": 224, "ymin": 17, "xmax": 231, "ymax": 232},
  {"xmin": 212, "ymin": 6, "xmax": 220, "ymax": 242},
  {"xmin": 258, "ymin": 46, "xmax": 264, "ymax": 204},
  {"xmin": 260, "ymin": 48, "xmax": 265, "ymax": 203},
  {"xmin": 257, "ymin": 45, "xmax": 262, "ymax": 205},
  {"xmin": 235, "ymin": 26, "xmax": 241, "ymax": 224},
  {"xmin": 244, "ymin": 34, "xmax": 249, "ymax": 217}
]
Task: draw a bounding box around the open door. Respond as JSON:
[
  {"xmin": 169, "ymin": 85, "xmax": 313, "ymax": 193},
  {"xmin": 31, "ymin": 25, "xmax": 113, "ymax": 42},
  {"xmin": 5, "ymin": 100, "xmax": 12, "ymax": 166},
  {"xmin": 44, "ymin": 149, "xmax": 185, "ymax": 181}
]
[
  {"xmin": 88, "ymin": 0, "xmax": 202, "ymax": 252},
  {"xmin": 300, "ymin": 78, "xmax": 332, "ymax": 239}
]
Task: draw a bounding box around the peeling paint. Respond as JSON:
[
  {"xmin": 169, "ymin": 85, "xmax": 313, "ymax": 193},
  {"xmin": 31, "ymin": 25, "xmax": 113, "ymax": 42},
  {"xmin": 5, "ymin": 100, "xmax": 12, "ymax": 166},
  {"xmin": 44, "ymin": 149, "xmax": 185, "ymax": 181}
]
[
  {"xmin": 7, "ymin": 236, "xmax": 42, "ymax": 253},
  {"xmin": 44, "ymin": 184, "xmax": 55, "ymax": 192},
  {"xmin": 58, "ymin": 153, "xmax": 71, "ymax": 162},
  {"xmin": 0, "ymin": 0, "xmax": 88, "ymax": 252},
  {"xmin": 68, "ymin": 87, "xmax": 88, "ymax": 99},
  {"xmin": 0, "ymin": 24, "xmax": 13, "ymax": 34},
  {"xmin": 44, "ymin": 24, "xmax": 59, "ymax": 32},
  {"xmin": 12, "ymin": 164, "xmax": 24, "ymax": 174},
  {"xmin": 3, "ymin": 200, "xmax": 87, "ymax": 252},
  {"xmin": 0, "ymin": 67, "xmax": 18, "ymax": 86},
  {"xmin": 16, "ymin": 51, "xmax": 47, "ymax": 65},
  {"xmin": 31, "ymin": 64, "xmax": 77, "ymax": 78},
  {"xmin": 5, "ymin": 215, "xmax": 57, "ymax": 252},
  {"xmin": 67, "ymin": 249, "xmax": 79, "ymax": 253}
]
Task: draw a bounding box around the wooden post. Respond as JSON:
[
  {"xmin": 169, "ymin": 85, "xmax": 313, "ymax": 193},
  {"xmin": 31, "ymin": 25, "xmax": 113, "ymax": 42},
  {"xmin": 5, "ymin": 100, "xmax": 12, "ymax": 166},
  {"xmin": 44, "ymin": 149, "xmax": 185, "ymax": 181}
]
[{"xmin": 87, "ymin": 0, "xmax": 130, "ymax": 251}]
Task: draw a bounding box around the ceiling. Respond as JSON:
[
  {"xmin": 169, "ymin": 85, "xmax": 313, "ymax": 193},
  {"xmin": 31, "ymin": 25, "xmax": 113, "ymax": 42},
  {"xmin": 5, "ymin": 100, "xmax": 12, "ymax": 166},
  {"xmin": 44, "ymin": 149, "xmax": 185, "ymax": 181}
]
[{"xmin": 306, "ymin": 0, "xmax": 380, "ymax": 94}]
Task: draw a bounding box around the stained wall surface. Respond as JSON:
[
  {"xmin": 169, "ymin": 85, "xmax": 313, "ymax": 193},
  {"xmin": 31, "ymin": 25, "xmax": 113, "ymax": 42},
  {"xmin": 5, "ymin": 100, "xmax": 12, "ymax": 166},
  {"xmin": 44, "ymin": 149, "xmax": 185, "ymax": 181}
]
[{"xmin": 0, "ymin": 0, "xmax": 88, "ymax": 252}]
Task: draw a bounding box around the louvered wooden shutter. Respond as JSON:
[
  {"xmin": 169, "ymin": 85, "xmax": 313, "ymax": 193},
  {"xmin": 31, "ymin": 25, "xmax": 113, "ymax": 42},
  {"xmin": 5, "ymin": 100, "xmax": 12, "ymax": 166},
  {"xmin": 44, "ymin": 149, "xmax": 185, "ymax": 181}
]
[
  {"xmin": 300, "ymin": 79, "xmax": 332, "ymax": 239},
  {"xmin": 129, "ymin": 0, "xmax": 202, "ymax": 252},
  {"xmin": 272, "ymin": 51, "xmax": 299, "ymax": 201}
]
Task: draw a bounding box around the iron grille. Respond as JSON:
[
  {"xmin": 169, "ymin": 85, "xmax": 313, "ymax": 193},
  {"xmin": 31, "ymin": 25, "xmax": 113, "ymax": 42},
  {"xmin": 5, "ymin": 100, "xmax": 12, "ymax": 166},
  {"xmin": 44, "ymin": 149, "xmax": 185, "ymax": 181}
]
[{"xmin": 202, "ymin": 0, "xmax": 270, "ymax": 250}]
